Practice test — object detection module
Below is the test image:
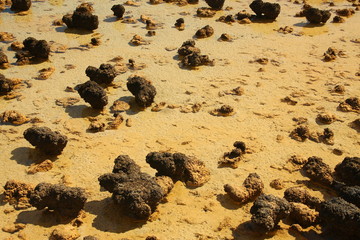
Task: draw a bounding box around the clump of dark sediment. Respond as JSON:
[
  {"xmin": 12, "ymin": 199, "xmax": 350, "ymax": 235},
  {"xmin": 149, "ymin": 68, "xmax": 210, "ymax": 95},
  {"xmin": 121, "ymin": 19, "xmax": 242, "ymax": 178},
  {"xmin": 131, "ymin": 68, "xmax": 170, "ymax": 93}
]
[
  {"xmin": 290, "ymin": 125, "xmax": 310, "ymax": 142},
  {"xmin": 98, "ymin": 155, "xmax": 173, "ymax": 219},
  {"xmin": 0, "ymin": 74, "xmax": 19, "ymax": 95},
  {"xmin": 15, "ymin": 37, "xmax": 50, "ymax": 65},
  {"xmin": 29, "ymin": 183, "xmax": 87, "ymax": 218},
  {"xmin": 335, "ymin": 157, "xmax": 360, "ymax": 186},
  {"xmin": 197, "ymin": 7, "xmax": 217, "ymax": 18},
  {"xmin": 236, "ymin": 10, "xmax": 252, "ymax": 21},
  {"xmin": 333, "ymin": 15, "xmax": 345, "ymax": 23},
  {"xmin": 210, "ymin": 105, "xmax": 235, "ymax": 117},
  {"xmin": 62, "ymin": 3, "xmax": 99, "ymax": 31},
  {"xmin": 127, "ymin": 75, "xmax": 156, "ymax": 108},
  {"xmin": 319, "ymin": 197, "xmax": 360, "ymax": 238},
  {"xmin": 289, "ymin": 202, "xmax": 319, "ymax": 228},
  {"xmin": 316, "ymin": 113, "xmax": 336, "ymax": 124},
  {"xmin": 336, "ymin": 8, "xmax": 355, "ymax": 17},
  {"xmin": 86, "ymin": 64, "xmax": 116, "ymax": 85},
  {"xmin": 0, "ymin": 51, "xmax": 9, "ymax": 69},
  {"xmin": 111, "ymin": 4, "xmax": 125, "ymax": 18},
  {"xmin": 10, "ymin": 0, "xmax": 31, "ymax": 12},
  {"xmin": 249, "ymin": 0, "xmax": 281, "ymax": 20},
  {"xmin": 219, "ymin": 141, "xmax": 246, "ymax": 168},
  {"xmin": 290, "ymin": 125, "xmax": 335, "ymax": 145},
  {"xmin": 23, "ymin": 126, "xmax": 68, "ymax": 155},
  {"xmin": 0, "ymin": 110, "xmax": 30, "ymax": 125},
  {"xmin": 195, "ymin": 25, "xmax": 214, "ymax": 38},
  {"xmin": 338, "ymin": 97, "xmax": 360, "ymax": 113},
  {"xmin": 219, "ymin": 33, "xmax": 233, "ymax": 41},
  {"xmin": 302, "ymin": 156, "xmax": 334, "ymax": 186},
  {"xmin": 174, "ymin": 18, "xmax": 184, "ymax": 30},
  {"xmin": 146, "ymin": 152, "xmax": 210, "ymax": 187},
  {"xmin": 204, "ymin": 0, "xmax": 225, "ymax": 10},
  {"xmin": 217, "ymin": 15, "xmax": 236, "ymax": 24},
  {"xmin": 284, "ymin": 187, "xmax": 322, "ymax": 210},
  {"xmin": 3, "ymin": 180, "xmax": 34, "ymax": 209},
  {"xmin": 76, "ymin": 81, "xmax": 108, "ymax": 109},
  {"xmin": 177, "ymin": 40, "xmax": 213, "ymax": 68},
  {"xmin": 303, "ymin": 8, "xmax": 331, "ymax": 24},
  {"xmin": 323, "ymin": 47, "xmax": 346, "ymax": 62},
  {"xmin": 250, "ymin": 194, "xmax": 291, "ymax": 232},
  {"xmin": 224, "ymin": 173, "xmax": 264, "ymax": 204}
]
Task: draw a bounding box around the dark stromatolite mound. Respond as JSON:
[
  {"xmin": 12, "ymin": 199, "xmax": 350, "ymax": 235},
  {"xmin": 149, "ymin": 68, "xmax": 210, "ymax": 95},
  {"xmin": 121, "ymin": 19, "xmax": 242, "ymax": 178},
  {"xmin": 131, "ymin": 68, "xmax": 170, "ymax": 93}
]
[
  {"xmin": 204, "ymin": 0, "xmax": 225, "ymax": 10},
  {"xmin": 29, "ymin": 183, "xmax": 87, "ymax": 218},
  {"xmin": 11, "ymin": 0, "xmax": 31, "ymax": 12},
  {"xmin": 62, "ymin": 3, "xmax": 99, "ymax": 31},
  {"xmin": 15, "ymin": 37, "xmax": 50, "ymax": 64},
  {"xmin": 319, "ymin": 197, "xmax": 360, "ymax": 238},
  {"xmin": 98, "ymin": 155, "xmax": 173, "ymax": 219},
  {"xmin": 3, "ymin": 180, "xmax": 33, "ymax": 210},
  {"xmin": 304, "ymin": 8, "xmax": 331, "ymax": 24},
  {"xmin": 289, "ymin": 202, "xmax": 319, "ymax": 228},
  {"xmin": 249, "ymin": 0, "xmax": 281, "ymax": 20},
  {"xmin": 146, "ymin": 152, "xmax": 210, "ymax": 187},
  {"xmin": 182, "ymin": 53, "xmax": 213, "ymax": 68},
  {"xmin": 195, "ymin": 25, "xmax": 214, "ymax": 38},
  {"xmin": 111, "ymin": 4, "xmax": 125, "ymax": 18},
  {"xmin": 250, "ymin": 194, "xmax": 291, "ymax": 232},
  {"xmin": 302, "ymin": 156, "xmax": 334, "ymax": 186},
  {"xmin": 76, "ymin": 81, "xmax": 108, "ymax": 109},
  {"xmin": 0, "ymin": 51, "xmax": 9, "ymax": 68},
  {"xmin": 335, "ymin": 157, "xmax": 360, "ymax": 186},
  {"xmin": 85, "ymin": 64, "xmax": 117, "ymax": 85},
  {"xmin": 224, "ymin": 173, "xmax": 264, "ymax": 204},
  {"xmin": 284, "ymin": 187, "xmax": 322, "ymax": 210},
  {"xmin": 127, "ymin": 75, "xmax": 156, "ymax": 108},
  {"xmin": 23, "ymin": 126, "xmax": 68, "ymax": 155},
  {"xmin": 338, "ymin": 185, "xmax": 360, "ymax": 208},
  {"xmin": 178, "ymin": 40, "xmax": 201, "ymax": 56},
  {"xmin": 0, "ymin": 74, "xmax": 15, "ymax": 95}
]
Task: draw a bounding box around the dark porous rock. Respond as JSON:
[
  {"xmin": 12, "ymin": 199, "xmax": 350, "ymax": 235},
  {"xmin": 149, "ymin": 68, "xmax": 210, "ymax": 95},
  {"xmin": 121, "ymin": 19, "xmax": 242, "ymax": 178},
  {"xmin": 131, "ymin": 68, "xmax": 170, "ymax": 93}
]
[
  {"xmin": 11, "ymin": 0, "xmax": 31, "ymax": 12},
  {"xmin": 338, "ymin": 97, "xmax": 360, "ymax": 113},
  {"xmin": 15, "ymin": 37, "xmax": 50, "ymax": 64},
  {"xmin": 3, "ymin": 180, "xmax": 33, "ymax": 209},
  {"xmin": 0, "ymin": 74, "xmax": 15, "ymax": 95},
  {"xmin": 219, "ymin": 141, "xmax": 246, "ymax": 168},
  {"xmin": 289, "ymin": 202, "xmax": 319, "ymax": 228},
  {"xmin": 175, "ymin": 18, "xmax": 185, "ymax": 30},
  {"xmin": 0, "ymin": 51, "xmax": 9, "ymax": 68},
  {"xmin": 335, "ymin": 157, "xmax": 360, "ymax": 186},
  {"xmin": 146, "ymin": 152, "xmax": 210, "ymax": 187},
  {"xmin": 62, "ymin": 3, "xmax": 99, "ymax": 31},
  {"xmin": 86, "ymin": 64, "xmax": 117, "ymax": 85},
  {"xmin": 319, "ymin": 197, "xmax": 360, "ymax": 238},
  {"xmin": 249, "ymin": 0, "xmax": 281, "ymax": 20},
  {"xmin": 23, "ymin": 126, "xmax": 68, "ymax": 155},
  {"xmin": 83, "ymin": 236, "xmax": 99, "ymax": 240},
  {"xmin": 204, "ymin": 0, "xmax": 225, "ymax": 10},
  {"xmin": 197, "ymin": 7, "xmax": 217, "ymax": 18},
  {"xmin": 177, "ymin": 40, "xmax": 201, "ymax": 56},
  {"xmin": 338, "ymin": 185, "xmax": 360, "ymax": 208},
  {"xmin": 111, "ymin": 4, "xmax": 125, "ymax": 18},
  {"xmin": 224, "ymin": 173, "xmax": 264, "ymax": 204},
  {"xmin": 250, "ymin": 194, "xmax": 291, "ymax": 232},
  {"xmin": 76, "ymin": 81, "xmax": 108, "ymax": 109},
  {"xmin": 302, "ymin": 156, "xmax": 334, "ymax": 186},
  {"xmin": 98, "ymin": 155, "xmax": 173, "ymax": 219},
  {"xmin": 29, "ymin": 182, "xmax": 87, "ymax": 218},
  {"xmin": 182, "ymin": 53, "xmax": 212, "ymax": 68},
  {"xmin": 127, "ymin": 75, "xmax": 156, "ymax": 108},
  {"xmin": 290, "ymin": 125, "xmax": 310, "ymax": 142},
  {"xmin": 304, "ymin": 8, "xmax": 331, "ymax": 24},
  {"xmin": 284, "ymin": 187, "xmax": 322, "ymax": 210},
  {"xmin": 195, "ymin": 25, "xmax": 214, "ymax": 38}
]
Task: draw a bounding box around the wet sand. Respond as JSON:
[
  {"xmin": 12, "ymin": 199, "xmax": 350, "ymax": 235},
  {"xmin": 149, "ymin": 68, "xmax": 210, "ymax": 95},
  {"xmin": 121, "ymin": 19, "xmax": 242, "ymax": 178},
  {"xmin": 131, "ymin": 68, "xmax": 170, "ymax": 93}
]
[{"xmin": 1, "ymin": 0, "xmax": 360, "ymax": 239}]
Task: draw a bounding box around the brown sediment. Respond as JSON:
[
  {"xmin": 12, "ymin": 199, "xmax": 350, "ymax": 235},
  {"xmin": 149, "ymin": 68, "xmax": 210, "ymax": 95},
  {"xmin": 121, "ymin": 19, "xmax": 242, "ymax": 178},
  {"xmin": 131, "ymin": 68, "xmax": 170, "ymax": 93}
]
[
  {"xmin": 0, "ymin": 110, "xmax": 30, "ymax": 125},
  {"xmin": 3, "ymin": 180, "xmax": 33, "ymax": 210},
  {"xmin": 210, "ymin": 105, "xmax": 235, "ymax": 116}
]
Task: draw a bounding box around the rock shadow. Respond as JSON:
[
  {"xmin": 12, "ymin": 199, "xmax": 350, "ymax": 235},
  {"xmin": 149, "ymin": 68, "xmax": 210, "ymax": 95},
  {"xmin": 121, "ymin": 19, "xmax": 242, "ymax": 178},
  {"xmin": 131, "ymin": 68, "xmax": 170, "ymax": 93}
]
[
  {"xmin": 85, "ymin": 198, "xmax": 146, "ymax": 233},
  {"xmin": 16, "ymin": 209, "xmax": 72, "ymax": 227},
  {"xmin": 65, "ymin": 105, "xmax": 101, "ymax": 118},
  {"xmin": 216, "ymin": 194, "xmax": 241, "ymax": 210},
  {"xmin": 10, "ymin": 147, "xmax": 58, "ymax": 166}
]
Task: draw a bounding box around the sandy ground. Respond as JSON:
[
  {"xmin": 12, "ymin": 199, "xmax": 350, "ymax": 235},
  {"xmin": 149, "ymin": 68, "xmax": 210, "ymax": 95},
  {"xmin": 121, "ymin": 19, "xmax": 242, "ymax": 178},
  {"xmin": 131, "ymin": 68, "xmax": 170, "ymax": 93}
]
[{"xmin": 1, "ymin": 0, "xmax": 360, "ymax": 239}]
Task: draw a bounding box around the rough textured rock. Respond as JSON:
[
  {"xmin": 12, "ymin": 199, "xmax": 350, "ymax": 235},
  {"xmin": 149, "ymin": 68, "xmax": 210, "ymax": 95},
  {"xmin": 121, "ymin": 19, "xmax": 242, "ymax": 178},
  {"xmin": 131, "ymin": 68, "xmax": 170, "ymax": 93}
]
[
  {"xmin": 210, "ymin": 105, "xmax": 235, "ymax": 116},
  {"xmin": 249, "ymin": 0, "xmax": 281, "ymax": 20},
  {"xmin": 49, "ymin": 225, "xmax": 80, "ymax": 240},
  {"xmin": 0, "ymin": 51, "xmax": 9, "ymax": 68},
  {"xmin": 11, "ymin": 0, "xmax": 31, "ymax": 12},
  {"xmin": 289, "ymin": 202, "xmax": 319, "ymax": 228},
  {"xmin": 338, "ymin": 97, "xmax": 360, "ymax": 113},
  {"xmin": 250, "ymin": 194, "xmax": 291, "ymax": 232},
  {"xmin": 23, "ymin": 126, "xmax": 68, "ymax": 155},
  {"xmin": 62, "ymin": 3, "xmax": 99, "ymax": 31},
  {"xmin": 197, "ymin": 7, "xmax": 217, "ymax": 18},
  {"xmin": 178, "ymin": 40, "xmax": 200, "ymax": 56},
  {"xmin": 181, "ymin": 53, "xmax": 212, "ymax": 68},
  {"xmin": 284, "ymin": 187, "xmax": 322, "ymax": 210},
  {"xmin": 0, "ymin": 74, "xmax": 16, "ymax": 95},
  {"xmin": 15, "ymin": 37, "xmax": 50, "ymax": 64},
  {"xmin": 195, "ymin": 25, "xmax": 214, "ymax": 38},
  {"xmin": 316, "ymin": 113, "xmax": 336, "ymax": 124},
  {"xmin": 76, "ymin": 81, "xmax": 108, "ymax": 109},
  {"xmin": 224, "ymin": 173, "xmax": 264, "ymax": 204},
  {"xmin": 290, "ymin": 125, "xmax": 310, "ymax": 142},
  {"xmin": 175, "ymin": 18, "xmax": 185, "ymax": 30},
  {"xmin": 204, "ymin": 0, "xmax": 225, "ymax": 10},
  {"xmin": 219, "ymin": 141, "xmax": 246, "ymax": 168},
  {"xmin": 29, "ymin": 183, "xmax": 87, "ymax": 218},
  {"xmin": 0, "ymin": 110, "xmax": 30, "ymax": 125},
  {"xmin": 335, "ymin": 157, "xmax": 360, "ymax": 186},
  {"xmin": 111, "ymin": 4, "xmax": 125, "ymax": 18},
  {"xmin": 304, "ymin": 8, "xmax": 331, "ymax": 24},
  {"xmin": 3, "ymin": 180, "xmax": 33, "ymax": 209},
  {"xmin": 338, "ymin": 185, "xmax": 360, "ymax": 208},
  {"xmin": 98, "ymin": 155, "xmax": 172, "ymax": 219},
  {"xmin": 146, "ymin": 152, "xmax": 210, "ymax": 187},
  {"xmin": 127, "ymin": 75, "xmax": 156, "ymax": 108},
  {"xmin": 86, "ymin": 64, "xmax": 116, "ymax": 85},
  {"xmin": 319, "ymin": 197, "xmax": 360, "ymax": 238},
  {"xmin": 302, "ymin": 156, "xmax": 334, "ymax": 186}
]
